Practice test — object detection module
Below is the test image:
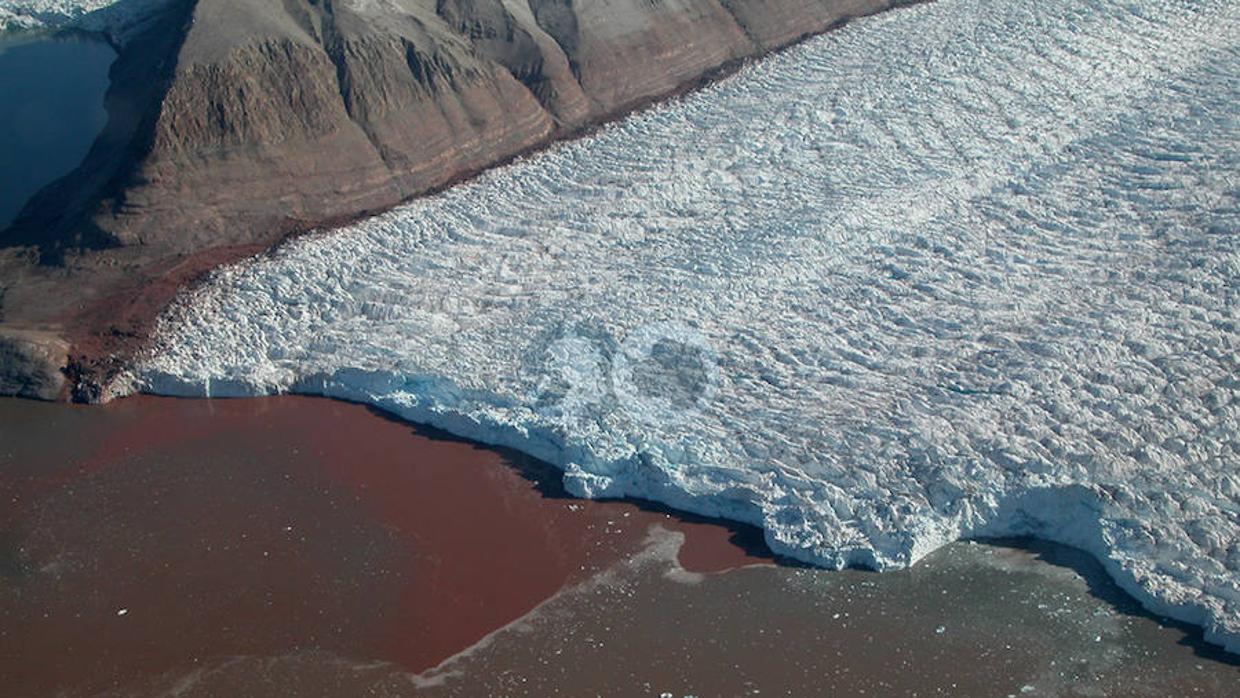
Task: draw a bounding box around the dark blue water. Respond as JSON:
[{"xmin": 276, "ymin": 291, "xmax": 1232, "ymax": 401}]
[{"xmin": 0, "ymin": 34, "xmax": 115, "ymax": 228}]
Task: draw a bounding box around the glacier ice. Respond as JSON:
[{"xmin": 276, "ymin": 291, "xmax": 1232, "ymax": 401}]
[{"xmin": 136, "ymin": 0, "xmax": 1240, "ymax": 652}]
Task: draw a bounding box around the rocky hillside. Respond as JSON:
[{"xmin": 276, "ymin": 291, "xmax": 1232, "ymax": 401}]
[{"xmin": 6, "ymin": 0, "xmax": 909, "ymax": 257}]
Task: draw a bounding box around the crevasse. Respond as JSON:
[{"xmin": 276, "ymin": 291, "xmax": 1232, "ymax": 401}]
[{"xmin": 136, "ymin": 0, "xmax": 1240, "ymax": 652}]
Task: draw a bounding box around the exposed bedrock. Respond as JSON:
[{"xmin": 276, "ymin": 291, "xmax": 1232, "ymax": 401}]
[{"xmin": 0, "ymin": 328, "xmax": 69, "ymax": 401}]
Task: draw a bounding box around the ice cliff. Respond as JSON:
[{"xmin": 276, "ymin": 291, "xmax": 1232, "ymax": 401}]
[{"xmin": 137, "ymin": 0, "xmax": 1240, "ymax": 652}]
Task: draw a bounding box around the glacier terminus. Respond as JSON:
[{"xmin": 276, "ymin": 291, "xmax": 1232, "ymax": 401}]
[{"xmin": 136, "ymin": 0, "xmax": 1240, "ymax": 652}]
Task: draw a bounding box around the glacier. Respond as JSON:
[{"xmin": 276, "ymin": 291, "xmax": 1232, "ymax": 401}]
[{"xmin": 135, "ymin": 0, "xmax": 1240, "ymax": 652}]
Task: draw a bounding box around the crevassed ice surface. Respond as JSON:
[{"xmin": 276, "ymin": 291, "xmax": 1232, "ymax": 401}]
[{"xmin": 139, "ymin": 0, "xmax": 1240, "ymax": 651}]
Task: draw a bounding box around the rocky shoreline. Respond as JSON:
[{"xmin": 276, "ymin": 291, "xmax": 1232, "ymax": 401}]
[{"xmin": 0, "ymin": 0, "xmax": 920, "ymax": 402}]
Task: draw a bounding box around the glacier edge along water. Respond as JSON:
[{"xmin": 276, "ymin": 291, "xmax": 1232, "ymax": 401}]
[{"xmin": 136, "ymin": 0, "xmax": 1240, "ymax": 652}]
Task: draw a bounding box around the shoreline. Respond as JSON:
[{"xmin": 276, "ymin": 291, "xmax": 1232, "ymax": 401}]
[
  {"xmin": 1, "ymin": 391, "xmax": 1234, "ymax": 696},
  {"xmin": 128, "ymin": 379, "xmax": 1240, "ymax": 660},
  {"xmin": 0, "ymin": 392, "xmax": 775, "ymax": 695}
]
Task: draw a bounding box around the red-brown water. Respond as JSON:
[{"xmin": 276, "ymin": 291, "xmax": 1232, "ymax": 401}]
[
  {"xmin": 1, "ymin": 395, "xmax": 1235, "ymax": 697},
  {"xmin": 0, "ymin": 395, "xmax": 768, "ymax": 697}
]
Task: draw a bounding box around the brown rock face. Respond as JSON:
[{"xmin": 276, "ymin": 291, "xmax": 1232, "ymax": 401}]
[
  {"xmin": 530, "ymin": 0, "xmax": 754, "ymax": 112},
  {"xmin": 0, "ymin": 329, "xmax": 69, "ymax": 401},
  {"xmin": 77, "ymin": 0, "xmax": 560, "ymax": 252}
]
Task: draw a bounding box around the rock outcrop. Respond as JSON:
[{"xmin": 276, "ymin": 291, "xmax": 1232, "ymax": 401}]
[{"xmin": 0, "ymin": 328, "xmax": 68, "ymax": 400}]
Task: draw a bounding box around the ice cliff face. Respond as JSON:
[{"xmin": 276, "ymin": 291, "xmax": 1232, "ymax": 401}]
[{"xmin": 139, "ymin": 0, "xmax": 1240, "ymax": 652}]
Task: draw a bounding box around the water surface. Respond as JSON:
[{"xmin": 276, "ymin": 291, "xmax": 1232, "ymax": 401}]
[
  {"xmin": 2, "ymin": 396, "xmax": 1234, "ymax": 696},
  {"xmin": 0, "ymin": 32, "xmax": 114, "ymax": 228}
]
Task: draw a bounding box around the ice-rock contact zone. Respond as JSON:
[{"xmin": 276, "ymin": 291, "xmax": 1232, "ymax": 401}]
[{"xmin": 138, "ymin": 0, "xmax": 1240, "ymax": 652}]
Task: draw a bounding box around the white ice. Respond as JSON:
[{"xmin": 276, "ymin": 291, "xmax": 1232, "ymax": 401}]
[{"xmin": 137, "ymin": 0, "xmax": 1240, "ymax": 652}]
